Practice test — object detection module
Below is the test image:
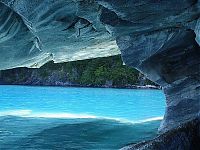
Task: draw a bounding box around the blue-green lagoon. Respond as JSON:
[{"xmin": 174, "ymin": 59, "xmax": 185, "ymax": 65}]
[{"xmin": 0, "ymin": 85, "xmax": 165, "ymax": 149}]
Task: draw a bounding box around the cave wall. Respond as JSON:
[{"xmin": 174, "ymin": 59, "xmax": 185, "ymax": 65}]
[
  {"xmin": 0, "ymin": 0, "xmax": 199, "ymax": 139},
  {"xmin": 117, "ymin": 29, "xmax": 200, "ymax": 133},
  {"xmin": 97, "ymin": 0, "xmax": 200, "ymax": 133}
]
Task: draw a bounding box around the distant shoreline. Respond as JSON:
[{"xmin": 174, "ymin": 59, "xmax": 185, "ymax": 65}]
[{"xmin": 0, "ymin": 83, "xmax": 161, "ymax": 90}]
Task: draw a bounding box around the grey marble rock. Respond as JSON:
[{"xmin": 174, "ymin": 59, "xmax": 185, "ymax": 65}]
[
  {"xmin": 117, "ymin": 29, "xmax": 200, "ymax": 133},
  {"xmin": 121, "ymin": 118, "xmax": 200, "ymax": 150},
  {"xmin": 0, "ymin": 0, "xmax": 120, "ymax": 70}
]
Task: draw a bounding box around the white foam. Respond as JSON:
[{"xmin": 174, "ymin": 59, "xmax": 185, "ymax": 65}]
[
  {"xmin": 0, "ymin": 110, "xmax": 163, "ymax": 123},
  {"xmin": 28, "ymin": 113, "xmax": 97, "ymax": 119},
  {"xmin": 0, "ymin": 110, "xmax": 96, "ymax": 119},
  {"xmin": 135, "ymin": 116, "xmax": 164, "ymax": 123},
  {"xmin": 101, "ymin": 116, "xmax": 163, "ymax": 124},
  {"xmin": 0, "ymin": 110, "xmax": 32, "ymax": 116}
]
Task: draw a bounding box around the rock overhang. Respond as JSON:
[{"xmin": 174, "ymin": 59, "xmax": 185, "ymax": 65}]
[{"xmin": 0, "ymin": 0, "xmax": 120, "ymax": 70}]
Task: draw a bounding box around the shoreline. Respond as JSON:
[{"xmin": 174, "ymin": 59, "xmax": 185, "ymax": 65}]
[{"xmin": 0, "ymin": 83, "xmax": 161, "ymax": 90}]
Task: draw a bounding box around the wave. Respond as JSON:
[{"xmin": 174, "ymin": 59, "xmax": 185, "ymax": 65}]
[
  {"xmin": 135, "ymin": 116, "xmax": 163, "ymax": 123},
  {"xmin": 105, "ymin": 116, "xmax": 163, "ymax": 124},
  {"xmin": 0, "ymin": 112, "xmax": 161, "ymax": 150},
  {"xmin": 0, "ymin": 110, "xmax": 97, "ymax": 119},
  {"xmin": 0, "ymin": 109, "xmax": 163, "ymax": 124},
  {"xmin": 0, "ymin": 110, "xmax": 32, "ymax": 116}
]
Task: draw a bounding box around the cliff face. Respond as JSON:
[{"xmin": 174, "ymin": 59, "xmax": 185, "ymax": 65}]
[
  {"xmin": 0, "ymin": 0, "xmax": 199, "ymax": 149},
  {"xmin": 0, "ymin": 56, "xmax": 154, "ymax": 88}
]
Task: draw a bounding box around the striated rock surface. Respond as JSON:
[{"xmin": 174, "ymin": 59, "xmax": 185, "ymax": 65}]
[
  {"xmin": 0, "ymin": 0, "xmax": 200, "ymax": 149},
  {"xmin": 110, "ymin": 1, "xmax": 200, "ymax": 134},
  {"xmin": 0, "ymin": 0, "xmax": 120, "ymax": 70},
  {"xmin": 121, "ymin": 118, "xmax": 200, "ymax": 150}
]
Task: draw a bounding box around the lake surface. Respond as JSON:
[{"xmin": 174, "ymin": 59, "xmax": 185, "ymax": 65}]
[{"xmin": 0, "ymin": 85, "xmax": 165, "ymax": 149}]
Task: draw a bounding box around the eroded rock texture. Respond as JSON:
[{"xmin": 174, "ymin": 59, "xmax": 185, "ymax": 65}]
[
  {"xmin": 0, "ymin": 0, "xmax": 200, "ymax": 149},
  {"xmin": 107, "ymin": 0, "xmax": 200, "ymax": 133},
  {"xmin": 121, "ymin": 118, "xmax": 200, "ymax": 150},
  {"xmin": 0, "ymin": 0, "xmax": 120, "ymax": 70}
]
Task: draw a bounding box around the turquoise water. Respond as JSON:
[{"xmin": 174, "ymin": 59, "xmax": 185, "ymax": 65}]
[{"xmin": 0, "ymin": 85, "xmax": 165, "ymax": 149}]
